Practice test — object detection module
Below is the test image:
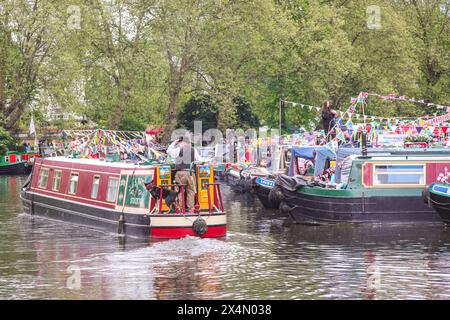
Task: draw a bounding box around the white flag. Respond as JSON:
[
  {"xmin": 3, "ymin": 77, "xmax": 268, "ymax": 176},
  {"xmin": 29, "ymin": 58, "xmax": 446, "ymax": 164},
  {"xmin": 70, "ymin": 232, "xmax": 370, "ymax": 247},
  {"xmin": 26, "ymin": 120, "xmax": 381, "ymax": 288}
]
[{"xmin": 29, "ymin": 116, "xmax": 36, "ymax": 135}]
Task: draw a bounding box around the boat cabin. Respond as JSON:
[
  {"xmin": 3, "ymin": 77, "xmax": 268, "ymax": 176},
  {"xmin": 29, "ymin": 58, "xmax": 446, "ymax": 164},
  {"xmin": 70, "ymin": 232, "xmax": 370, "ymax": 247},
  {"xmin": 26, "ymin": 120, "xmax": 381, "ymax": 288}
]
[{"xmin": 29, "ymin": 157, "xmax": 223, "ymax": 214}]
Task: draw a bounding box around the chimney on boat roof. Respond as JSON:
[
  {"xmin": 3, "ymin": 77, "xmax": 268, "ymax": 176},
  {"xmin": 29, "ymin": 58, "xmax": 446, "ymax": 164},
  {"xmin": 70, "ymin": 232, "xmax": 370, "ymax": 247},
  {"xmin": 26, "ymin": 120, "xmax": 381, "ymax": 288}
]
[{"xmin": 361, "ymin": 132, "xmax": 368, "ymax": 156}]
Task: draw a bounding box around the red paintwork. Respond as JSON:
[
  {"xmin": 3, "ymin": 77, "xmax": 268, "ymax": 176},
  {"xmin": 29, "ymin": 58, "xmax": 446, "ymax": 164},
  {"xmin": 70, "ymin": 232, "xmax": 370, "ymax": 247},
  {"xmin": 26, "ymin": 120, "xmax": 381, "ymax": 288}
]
[
  {"xmin": 150, "ymin": 225, "xmax": 227, "ymax": 239},
  {"xmin": 31, "ymin": 157, "xmax": 151, "ymax": 209},
  {"xmin": 362, "ymin": 162, "xmax": 373, "ymax": 187},
  {"xmin": 426, "ymin": 163, "xmax": 450, "ymax": 185}
]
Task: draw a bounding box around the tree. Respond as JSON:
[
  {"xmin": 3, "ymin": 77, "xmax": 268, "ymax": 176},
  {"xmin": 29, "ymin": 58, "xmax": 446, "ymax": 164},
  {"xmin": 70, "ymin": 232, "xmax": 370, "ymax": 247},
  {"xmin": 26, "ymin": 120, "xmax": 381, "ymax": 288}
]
[
  {"xmin": 400, "ymin": 0, "xmax": 449, "ymax": 105},
  {"xmin": 137, "ymin": 0, "xmax": 298, "ymax": 141},
  {"xmin": 234, "ymin": 97, "xmax": 260, "ymax": 130},
  {"xmin": 0, "ymin": 0, "xmax": 65, "ymax": 131},
  {"xmin": 0, "ymin": 126, "xmax": 16, "ymax": 154},
  {"xmin": 178, "ymin": 94, "xmax": 218, "ymax": 132}
]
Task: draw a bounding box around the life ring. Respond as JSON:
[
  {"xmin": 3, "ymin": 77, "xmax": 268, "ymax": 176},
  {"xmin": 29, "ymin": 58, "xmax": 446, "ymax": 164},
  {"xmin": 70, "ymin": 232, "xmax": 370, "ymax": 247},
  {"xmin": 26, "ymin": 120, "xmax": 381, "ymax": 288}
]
[{"xmin": 192, "ymin": 218, "xmax": 208, "ymax": 236}]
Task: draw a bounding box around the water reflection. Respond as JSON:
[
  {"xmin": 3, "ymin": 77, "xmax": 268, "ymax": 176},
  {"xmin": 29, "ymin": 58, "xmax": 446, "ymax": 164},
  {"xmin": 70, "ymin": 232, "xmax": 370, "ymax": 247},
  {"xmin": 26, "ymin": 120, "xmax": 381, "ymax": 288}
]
[{"xmin": 0, "ymin": 177, "xmax": 449, "ymax": 299}]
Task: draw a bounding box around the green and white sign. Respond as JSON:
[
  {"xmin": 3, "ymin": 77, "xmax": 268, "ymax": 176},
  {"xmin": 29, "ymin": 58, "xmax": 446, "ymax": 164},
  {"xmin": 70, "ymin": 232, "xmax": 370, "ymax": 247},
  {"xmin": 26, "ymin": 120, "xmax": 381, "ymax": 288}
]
[{"xmin": 124, "ymin": 175, "xmax": 151, "ymax": 208}]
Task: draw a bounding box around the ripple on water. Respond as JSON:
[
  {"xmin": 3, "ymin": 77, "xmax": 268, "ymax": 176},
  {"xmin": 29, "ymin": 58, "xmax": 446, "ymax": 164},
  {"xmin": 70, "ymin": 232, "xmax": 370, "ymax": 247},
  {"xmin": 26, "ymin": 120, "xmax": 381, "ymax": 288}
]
[{"xmin": 0, "ymin": 178, "xmax": 450, "ymax": 299}]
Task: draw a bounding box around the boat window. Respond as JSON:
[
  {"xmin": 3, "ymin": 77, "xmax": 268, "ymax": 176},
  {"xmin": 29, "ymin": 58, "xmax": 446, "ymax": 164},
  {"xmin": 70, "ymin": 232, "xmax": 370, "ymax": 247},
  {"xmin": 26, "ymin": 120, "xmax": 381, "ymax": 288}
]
[
  {"xmin": 374, "ymin": 164, "xmax": 425, "ymax": 186},
  {"xmin": 38, "ymin": 168, "xmax": 49, "ymax": 188},
  {"xmin": 91, "ymin": 176, "xmax": 100, "ymax": 199},
  {"xmin": 68, "ymin": 173, "xmax": 79, "ymax": 194},
  {"xmin": 52, "ymin": 170, "xmax": 62, "ymax": 191},
  {"xmin": 4, "ymin": 156, "xmax": 9, "ymax": 163},
  {"xmin": 106, "ymin": 177, "xmax": 119, "ymax": 202}
]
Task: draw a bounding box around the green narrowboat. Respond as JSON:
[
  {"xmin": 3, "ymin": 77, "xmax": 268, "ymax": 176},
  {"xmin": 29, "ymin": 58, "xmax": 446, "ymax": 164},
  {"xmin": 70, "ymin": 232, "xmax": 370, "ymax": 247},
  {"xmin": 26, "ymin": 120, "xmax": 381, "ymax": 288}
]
[
  {"xmin": 278, "ymin": 148, "xmax": 450, "ymax": 224},
  {"xmin": 0, "ymin": 151, "xmax": 38, "ymax": 175}
]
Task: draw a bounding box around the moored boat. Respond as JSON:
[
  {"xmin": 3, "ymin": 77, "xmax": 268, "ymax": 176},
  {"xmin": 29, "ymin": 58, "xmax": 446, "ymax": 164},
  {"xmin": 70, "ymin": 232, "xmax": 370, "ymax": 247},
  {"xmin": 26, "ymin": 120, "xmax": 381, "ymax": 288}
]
[
  {"xmin": 425, "ymin": 182, "xmax": 450, "ymax": 224},
  {"xmin": 253, "ymin": 145, "xmax": 334, "ymax": 209},
  {"xmin": 278, "ymin": 148, "xmax": 449, "ymax": 225},
  {"xmin": 0, "ymin": 151, "xmax": 39, "ymax": 175},
  {"xmin": 21, "ymin": 157, "xmax": 226, "ymax": 239}
]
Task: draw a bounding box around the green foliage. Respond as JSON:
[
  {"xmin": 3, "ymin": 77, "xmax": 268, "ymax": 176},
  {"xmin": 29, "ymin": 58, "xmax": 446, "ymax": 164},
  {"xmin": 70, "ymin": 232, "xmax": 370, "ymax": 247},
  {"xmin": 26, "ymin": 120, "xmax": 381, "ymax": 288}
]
[
  {"xmin": 0, "ymin": 0, "xmax": 448, "ymax": 136},
  {"xmin": 0, "ymin": 127, "xmax": 16, "ymax": 154},
  {"xmin": 178, "ymin": 95, "xmax": 260, "ymax": 132},
  {"xmin": 178, "ymin": 95, "xmax": 219, "ymax": 132}
]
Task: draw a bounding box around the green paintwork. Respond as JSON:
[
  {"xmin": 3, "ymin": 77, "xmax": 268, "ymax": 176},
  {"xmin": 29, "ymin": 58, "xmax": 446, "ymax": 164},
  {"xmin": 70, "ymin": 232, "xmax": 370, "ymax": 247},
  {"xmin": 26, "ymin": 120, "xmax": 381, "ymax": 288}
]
[
  {"xmin": 0, "ymin": 152, "xmax": 23, "ymax": 167},
  {"xmin": 295, "ymin": 153, "xmax": 449, "ymax": 198},
  {"xmin": 124, "ymin": 175, "xmax": 152, "ymax": 208},
  {"xmin": 117, "ymin": 175, "xmax": 128, "ymax": 206}
]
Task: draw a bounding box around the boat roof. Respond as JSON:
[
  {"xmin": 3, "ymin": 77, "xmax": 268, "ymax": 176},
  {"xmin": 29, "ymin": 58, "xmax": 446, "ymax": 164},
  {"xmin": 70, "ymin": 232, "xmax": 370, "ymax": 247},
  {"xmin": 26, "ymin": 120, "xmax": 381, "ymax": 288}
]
[{"xmin": 39, "ymin": 156, "xmax": 157, "ymax": 169}]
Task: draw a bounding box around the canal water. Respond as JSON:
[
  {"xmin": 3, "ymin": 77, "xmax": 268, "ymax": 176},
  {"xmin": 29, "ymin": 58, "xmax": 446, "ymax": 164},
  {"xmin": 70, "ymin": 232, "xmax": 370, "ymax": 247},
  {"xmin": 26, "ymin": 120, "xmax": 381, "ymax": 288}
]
[{"xmin": 1, "ymin": 175, "xmax": 450, "ymax": 300}]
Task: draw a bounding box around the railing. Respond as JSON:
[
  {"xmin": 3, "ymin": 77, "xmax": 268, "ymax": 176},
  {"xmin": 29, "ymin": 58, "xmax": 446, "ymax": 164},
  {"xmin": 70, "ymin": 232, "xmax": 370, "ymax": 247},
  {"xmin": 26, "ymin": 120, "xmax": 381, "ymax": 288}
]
[
  {"xmin": 206, "ymin": 183, "xmax": 225, "ymax": 214},
  {"xmin": 154, "ymin": 184, "xmax": 186, "ymax": 214},
  {"xmin": 150, "ymin": 182, "xmax": 225, "ymax": 214}
]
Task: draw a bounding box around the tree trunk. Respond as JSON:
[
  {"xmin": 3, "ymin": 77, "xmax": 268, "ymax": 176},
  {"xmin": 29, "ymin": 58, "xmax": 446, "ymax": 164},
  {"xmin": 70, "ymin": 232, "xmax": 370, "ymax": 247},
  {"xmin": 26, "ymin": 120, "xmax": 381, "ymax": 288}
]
[
  {"xmin": 109, "ymin": 82, "xmax": 129, "ymax": 129},
  {"xmin": 162, "ymin": 86, "xmax": 181, "ymax": 144}
]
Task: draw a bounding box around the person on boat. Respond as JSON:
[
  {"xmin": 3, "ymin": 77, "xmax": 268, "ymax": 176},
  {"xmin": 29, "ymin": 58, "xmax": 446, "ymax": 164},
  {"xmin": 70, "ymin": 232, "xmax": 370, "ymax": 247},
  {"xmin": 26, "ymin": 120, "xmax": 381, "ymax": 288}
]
[
  {"xmin": 352, "ymin": 125, "xmax": 364, "ymax": 147},
  {"xmin": 173, "ymin": 136, "xmax": 197, "ymax": 212},
  {"xmin": 321, "ymin": 100, "xmax": 338, "ymax": 138}
]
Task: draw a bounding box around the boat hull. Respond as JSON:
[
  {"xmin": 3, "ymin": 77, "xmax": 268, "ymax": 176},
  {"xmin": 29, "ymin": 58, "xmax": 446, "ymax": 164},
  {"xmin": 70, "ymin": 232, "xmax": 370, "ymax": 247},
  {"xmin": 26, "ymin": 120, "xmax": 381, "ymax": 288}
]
[
  {"xmin": 254, "ymin": 177, "xmax": 280, "ymax": 209},
  {"xmin": 0, "ymin": 162, "xmax": 31, "ymax": 175},
  {"xmin": 225, "ymin": 170, "xmax": 247, "ymax": 193},
  {"xmin": 429, "ymin": 183, "xmax": 450, "ymax": 224},
  {"xmin": 21, "ymin": 190, "xmax": 226, "ymax": 239},
  {"xmin": 280, "ymin": 188, "xmax": 442, "ymax": 225}
]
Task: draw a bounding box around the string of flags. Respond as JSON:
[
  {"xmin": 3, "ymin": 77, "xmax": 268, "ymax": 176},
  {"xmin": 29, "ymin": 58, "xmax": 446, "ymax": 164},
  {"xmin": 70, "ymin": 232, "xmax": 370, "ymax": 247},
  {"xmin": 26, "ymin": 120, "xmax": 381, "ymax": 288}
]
[
  {"xmin": 283, "ymin": 91, "xmax": 449, "ymax": 124},
  {"xmin": 368, "ymin": 93, "xmax": 449, "ymax": 110}
]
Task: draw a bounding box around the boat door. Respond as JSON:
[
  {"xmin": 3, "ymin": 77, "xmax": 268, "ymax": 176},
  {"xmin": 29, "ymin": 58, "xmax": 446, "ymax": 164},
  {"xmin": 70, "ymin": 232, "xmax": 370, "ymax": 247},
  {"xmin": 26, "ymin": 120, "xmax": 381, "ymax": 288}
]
[
  {"xmin": 196, "ymin": 164, "xmax": 214, "ymax": 210},
  {"xmin": 155, "ymin": 165, "xmax": 172, "ymax": 211},
  {"xmin": 9, "ymin": 154, "xmax": 17, "ymax": 163}
]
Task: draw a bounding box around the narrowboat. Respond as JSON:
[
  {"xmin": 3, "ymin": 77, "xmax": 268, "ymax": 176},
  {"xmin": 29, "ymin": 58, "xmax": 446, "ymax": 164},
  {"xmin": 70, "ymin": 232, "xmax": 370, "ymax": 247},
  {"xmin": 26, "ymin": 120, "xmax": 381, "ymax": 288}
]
[
  {"xmin": 253, "ymin": 146, "xmax": 334, "ymax": 208},
  {"xmin": 278, "ymin": 148, "xmax": 450, "ymax": 224},
  {"xmin": 225, "ymin": 145, "xmax": 291, "ymax": 195},
  {"xmin": 0, "ymin": 151, "xmax": 39, "ymax": 175},
  {"xmin": 225, "ymin": 163, "xmax": 271, "ymax": 193},
  {"xmin": 21, "ymin": 157, "xmax": 226, "ymax": 239},
  {"xmin": 425, "ymin": 182, "xmax": 450, "ymax": 224}
]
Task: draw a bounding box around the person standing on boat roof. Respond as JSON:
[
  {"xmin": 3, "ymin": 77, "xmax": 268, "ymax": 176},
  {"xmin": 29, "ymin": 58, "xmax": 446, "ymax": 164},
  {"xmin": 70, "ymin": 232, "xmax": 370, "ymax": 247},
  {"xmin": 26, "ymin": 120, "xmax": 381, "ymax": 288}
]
[{"xmin": 321, "ymin": 100, "xmax": 338, "ymax": 139}]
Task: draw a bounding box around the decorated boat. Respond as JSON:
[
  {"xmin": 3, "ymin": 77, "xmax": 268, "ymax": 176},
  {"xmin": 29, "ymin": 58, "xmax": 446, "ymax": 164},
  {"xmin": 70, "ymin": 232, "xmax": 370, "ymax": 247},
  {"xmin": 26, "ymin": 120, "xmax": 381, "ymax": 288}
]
[
  {"xmin": 21, "ymin": 157, "xmax": 226, "ymax": 239},
  {"xmin": 253, "ymin": 145, "xmax": 327, "ymax": 208},
  {"xmin": 225, "ymin": 162, "xmax": 270, "ymax": 193},
  {"xmin": 424, "ymin": 182, "xmax": 450, "ymax": 224},
  {"xmin": 0, "ymin": 151, "xmax": 39, "ymax": 175},
  {"xmin": 278, "ymin": 148, "xmax": 450, "ymax": 224},
  {"xmin": 225, "ymin": 144, "xmax": 291, "ymax": 195}
]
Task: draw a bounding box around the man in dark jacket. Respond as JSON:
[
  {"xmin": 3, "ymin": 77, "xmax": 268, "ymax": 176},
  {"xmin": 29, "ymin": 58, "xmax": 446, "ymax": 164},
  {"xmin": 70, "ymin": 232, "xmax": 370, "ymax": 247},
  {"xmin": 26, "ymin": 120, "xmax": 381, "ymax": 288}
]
[
  {"xmin": 174, "ymin": 137, "xmax": 196, "ymax": 211},
  {"xmin": 321, "ymin": 100, "xmax": 338, "ymax": 140}
]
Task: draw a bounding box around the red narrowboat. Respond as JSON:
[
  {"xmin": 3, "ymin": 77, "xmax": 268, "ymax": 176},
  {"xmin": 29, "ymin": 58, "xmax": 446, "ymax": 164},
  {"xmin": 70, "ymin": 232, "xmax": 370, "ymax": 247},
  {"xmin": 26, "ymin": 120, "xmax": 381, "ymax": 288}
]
[{"xmin": 21, "ymin": 157, "xmax": 226, "ymax": 239}]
